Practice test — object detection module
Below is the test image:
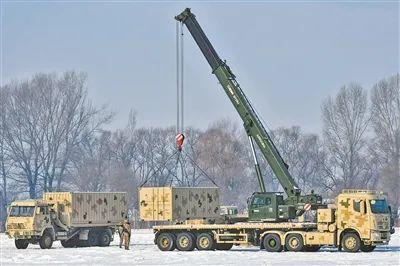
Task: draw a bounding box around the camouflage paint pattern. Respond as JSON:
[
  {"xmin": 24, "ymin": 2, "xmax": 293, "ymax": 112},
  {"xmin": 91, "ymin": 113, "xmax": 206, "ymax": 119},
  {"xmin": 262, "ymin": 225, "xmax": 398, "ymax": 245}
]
[
  {"xmin": 336, "ymin": 190, "xmax": 390, "ymax": 243},
  {"xmin": 139, "ymin": 187, "xmax": 220, "ymax": 221},
  {"xmin": 44, "ymin": 192, "xmax": 127, "ymax": 227}
]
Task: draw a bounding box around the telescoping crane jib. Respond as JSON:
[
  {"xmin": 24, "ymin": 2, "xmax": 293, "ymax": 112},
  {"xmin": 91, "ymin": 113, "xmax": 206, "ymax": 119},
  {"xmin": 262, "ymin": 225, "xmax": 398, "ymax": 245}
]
[{"xmin": 175, "ymin": 8, "xmax": 323, "ymax": 221}]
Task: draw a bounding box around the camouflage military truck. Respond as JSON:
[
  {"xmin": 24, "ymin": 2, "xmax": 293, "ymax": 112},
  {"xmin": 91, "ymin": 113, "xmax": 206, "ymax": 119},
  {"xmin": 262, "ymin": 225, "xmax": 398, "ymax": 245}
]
[
  {"xmin": 6, "ymin": 192, "xmax": 127, "ymax": 249},
  {"xmin": 149, "ymin": 190, "xmax": 391, "ymax": 252}
]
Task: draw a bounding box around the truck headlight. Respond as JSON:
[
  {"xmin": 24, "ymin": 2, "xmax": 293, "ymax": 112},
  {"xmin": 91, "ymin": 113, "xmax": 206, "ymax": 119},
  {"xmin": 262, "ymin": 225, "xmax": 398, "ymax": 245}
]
[{"xmin": 371, "ymin": 230, "xmax": 381, "ymax": 240}]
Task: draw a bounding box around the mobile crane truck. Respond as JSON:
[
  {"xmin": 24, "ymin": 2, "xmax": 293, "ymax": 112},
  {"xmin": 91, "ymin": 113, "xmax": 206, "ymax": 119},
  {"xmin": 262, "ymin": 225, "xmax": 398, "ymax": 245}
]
[{"xmin": 147, "ymin": 8, "xmax": 392, "ymax": 253}]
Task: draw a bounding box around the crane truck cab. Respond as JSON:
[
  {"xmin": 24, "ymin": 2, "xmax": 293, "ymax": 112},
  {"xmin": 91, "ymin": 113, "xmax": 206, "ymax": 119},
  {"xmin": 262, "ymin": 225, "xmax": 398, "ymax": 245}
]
[{"xmin": 248, "ymin": 192, "xmax": 294, "ymax": 221}]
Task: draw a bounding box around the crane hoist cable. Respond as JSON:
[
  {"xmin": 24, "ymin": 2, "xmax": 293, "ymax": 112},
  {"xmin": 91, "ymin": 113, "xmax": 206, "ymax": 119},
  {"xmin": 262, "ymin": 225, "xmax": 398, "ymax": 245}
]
[
  {"xmin": 140, "ymin": 23, "xmax": 218, "ymax": 188},
  {"xmin": 173, "ymin": 21, "xmax": 186, "ymax": 185},
  {"xmin": 176, "ymin": 21, "xmax": 184, "ymax": 139},
  {"xmin": 169, "ymin": 21, "xmax": 218, "ymax": 187}
]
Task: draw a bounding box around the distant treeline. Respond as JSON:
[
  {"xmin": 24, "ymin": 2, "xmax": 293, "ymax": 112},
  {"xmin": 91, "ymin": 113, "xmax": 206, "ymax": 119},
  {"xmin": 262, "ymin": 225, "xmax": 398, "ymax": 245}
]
[{"xmin": 0, "ymin": 72, "xmax": 398, "ymax": 228}]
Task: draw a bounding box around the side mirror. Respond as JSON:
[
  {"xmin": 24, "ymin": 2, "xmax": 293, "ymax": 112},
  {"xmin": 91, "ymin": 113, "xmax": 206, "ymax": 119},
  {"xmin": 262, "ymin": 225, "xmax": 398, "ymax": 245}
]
[{"xmin": 36, "ymin": 208, "xmax": 41, "ymax": 215}]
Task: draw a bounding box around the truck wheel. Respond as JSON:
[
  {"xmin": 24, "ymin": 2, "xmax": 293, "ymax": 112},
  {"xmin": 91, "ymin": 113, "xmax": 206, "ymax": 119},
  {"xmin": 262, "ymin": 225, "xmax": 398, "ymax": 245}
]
[
  {"xmin": 88, "ymin": 231, "xmax": 99, "ymax": 246},
  {"xmin": 360, "ymin": 243, "xmax": 375, "ymax": 252},
  {"xmin": 215, "ymin": 243, "xmax": 233, "ymax": 250},
  {"xmin": 98, "ymin": 231, "xmax": 111, "ymax": 247},
  {"xmin": 341, "ymin": 233, "xmax": 361, "ymax": 252},
  {"xmin": 156, "ymin": 233, "xmax": 176, "ymax": 251},
  {"xmin": 76, "ymin": 240, "xmax": 90, "ymax": 247},
  {"xmin": 303, "ymin": 245, "xmax": 321, "ymax": 252},
  {"xmin": 61, "ymin": 237, "xmax": 78, "ymax": 248},
  {"xmin": 39, "ymin": 232, "xmax": 53, "ymax": 249},
  {"xmin": 285, "ymin": 234, "xmax": 304, "ymax": 252},
  {"xmin": 263, "ymin": 234, "xmax": 283, "ymax": 252},
  {"xmin": 176, "ymin": 232, "xmax": 196, "ymax": 251},
  {"xmin": 61, "ymin": 240, "xmax": 73, "ymax": 248},
  {"xmin": 15, "ymin": 239, "xmax": 29, "ymax": 249},
  {"xmin": 196, "ymin": 233, "xmax": 215, "ymax": 250}
]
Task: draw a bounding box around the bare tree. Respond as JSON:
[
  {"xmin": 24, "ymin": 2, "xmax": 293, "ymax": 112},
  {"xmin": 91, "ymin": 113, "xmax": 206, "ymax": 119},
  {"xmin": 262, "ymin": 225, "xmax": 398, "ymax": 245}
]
[
  {"xmin": 321, "ymin": 83, "xmax": 371, "ymax": 193},
  {"xmin": 271, "ymin": 126, "xmax": 326, "ymax": 195},
  {"xmin": 0, "ymin": 87, "xmax": 12, "ymax": 229},
  {"xmin": 370, "ymin": 74, "xmax": 400, "ymax": 214},
  {"xmin": 70, "ymin": 131, "xmax": 112, "ymax": 192},
  {"xmin": 2, "ymin": 78, "xmax": 47, "ymax": 198},
  {"xmin": 197, "ymin": 120, "xmax": 254, "ymax": 208},
  {"xmin": 2, "ymin": 72, "xmax": 112, "ymax": 197}
]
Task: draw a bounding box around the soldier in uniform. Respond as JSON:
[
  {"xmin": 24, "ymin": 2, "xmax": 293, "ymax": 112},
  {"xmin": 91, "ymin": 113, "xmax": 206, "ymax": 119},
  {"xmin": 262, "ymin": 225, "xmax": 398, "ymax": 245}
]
[
  {"xmin": 117, "ymin": 223, "xmax": 123, "ymax": 248},
  {"xmin": 119, "ymin": 219, "xmax": 131, "ymax": 250}
]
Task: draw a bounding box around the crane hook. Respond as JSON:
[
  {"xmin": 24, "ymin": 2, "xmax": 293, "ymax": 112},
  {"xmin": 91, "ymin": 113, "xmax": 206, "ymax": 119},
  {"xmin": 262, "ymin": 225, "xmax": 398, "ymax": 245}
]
[{"xmin": 175, "ymin": 133, "xmax": 185, "ymax": 151}]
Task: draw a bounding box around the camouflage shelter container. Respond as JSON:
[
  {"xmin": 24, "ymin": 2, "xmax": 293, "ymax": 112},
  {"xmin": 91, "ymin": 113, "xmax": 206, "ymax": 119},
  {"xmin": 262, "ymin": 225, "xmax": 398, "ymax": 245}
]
[
  {"xmin": 139, "ymin": 187, "xmax": 220, "ymax": 221},
  {"xmin": 43, "ymin": 192, "xmax": 127, "ymax": 227}
]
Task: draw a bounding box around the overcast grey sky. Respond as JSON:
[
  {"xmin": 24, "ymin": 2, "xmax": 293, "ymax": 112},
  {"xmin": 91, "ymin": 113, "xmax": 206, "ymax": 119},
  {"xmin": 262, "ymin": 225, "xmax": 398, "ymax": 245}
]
[{"xmin": 2, "ymin": 1, "xmax": 399, "ymax": 134}]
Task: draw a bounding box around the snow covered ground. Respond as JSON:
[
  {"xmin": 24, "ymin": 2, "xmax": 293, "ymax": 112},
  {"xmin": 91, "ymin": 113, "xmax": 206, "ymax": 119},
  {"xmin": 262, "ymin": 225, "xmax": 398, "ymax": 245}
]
[{"xmin": 1, "ymin": 229, "xmax": 399, "ymax": 266}]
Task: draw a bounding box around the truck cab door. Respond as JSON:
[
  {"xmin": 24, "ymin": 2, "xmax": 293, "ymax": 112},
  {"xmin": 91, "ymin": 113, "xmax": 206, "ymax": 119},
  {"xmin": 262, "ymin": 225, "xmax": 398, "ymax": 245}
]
[
  {"xmin": 36, "ymin": 206, "xmax": 51, "ymax": 229},
  {"xmin": 249, "ymin": 195, "xmax": 274, "ymax": 221},
  {"xmin": 352, "ymin": 199, "xmax": 369, "ymax": 239}
]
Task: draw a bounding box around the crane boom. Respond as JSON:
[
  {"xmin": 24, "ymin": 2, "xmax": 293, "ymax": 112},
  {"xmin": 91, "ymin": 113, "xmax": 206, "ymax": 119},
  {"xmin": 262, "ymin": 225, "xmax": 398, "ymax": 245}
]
[{"xmin": 175, "ymin": 8, "xmax": 300, "ymax": 197}]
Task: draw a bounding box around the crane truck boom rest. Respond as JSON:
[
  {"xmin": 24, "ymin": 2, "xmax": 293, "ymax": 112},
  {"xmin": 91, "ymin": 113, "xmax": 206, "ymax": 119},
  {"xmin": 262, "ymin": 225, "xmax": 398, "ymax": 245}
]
[{"xmin": 175, "ymin": 8, "xmax": 321, "ymax": 221}]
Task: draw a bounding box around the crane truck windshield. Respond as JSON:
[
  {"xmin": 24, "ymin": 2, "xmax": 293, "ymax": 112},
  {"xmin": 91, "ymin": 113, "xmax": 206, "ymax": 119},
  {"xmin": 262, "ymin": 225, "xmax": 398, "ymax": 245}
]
[
  {"xmin": 9, "ymin": 206, "xmax": 35, "ymax": 217},
  {"xmin": 369, "ymin": 199, "xmax": 389, "ymax": 214}
]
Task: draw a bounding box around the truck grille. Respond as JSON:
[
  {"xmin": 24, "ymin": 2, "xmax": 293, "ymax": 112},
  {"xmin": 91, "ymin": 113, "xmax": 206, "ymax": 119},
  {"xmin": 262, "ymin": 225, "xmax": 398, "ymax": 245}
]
[{"xmin": 377, "ymin": 220, "xmax": 388, "ymax": 230}]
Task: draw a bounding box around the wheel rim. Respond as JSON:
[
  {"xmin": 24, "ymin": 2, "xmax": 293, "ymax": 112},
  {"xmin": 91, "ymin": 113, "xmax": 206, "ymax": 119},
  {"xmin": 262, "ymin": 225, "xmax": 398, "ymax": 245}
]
[
  {"xmin": 45, "ymin": 236, "xmax": 51, "ymax": 246},
  {"xmin": 268, "ymin": 239, "xmax": 276, "ymax": 247},
  {"xmin": 160, "ymin": 237, "xmax": 170, "ymax": 248},
  {"xmin": 289, "ymin": 237, "xmax": 299, "ymax": 249},
  {"xmin": 179, "ymin": 236, "xmax": 189, "ymax": 248},
  {"xmin": 199, "ymin": 237, "xmax": 209, "ymax": 248},
  {"xmin": 345, "ymin": 237, "xmax": 356, "ymax": 249}
]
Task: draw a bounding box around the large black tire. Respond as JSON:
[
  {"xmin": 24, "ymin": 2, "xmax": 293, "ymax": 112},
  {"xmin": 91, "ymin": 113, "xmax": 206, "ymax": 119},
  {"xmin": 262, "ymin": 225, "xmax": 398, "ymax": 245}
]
[
  {"xmin": 98, "ymin": 231, "xmax": 112, "ymax": 247},
  {"xmin": 15, "ymin": 239, "xmax": 29, "ymax": 249},
  {"xmin": 156, "ymin": 233, "xmax": 176, "ymax": 251},
  {"xmin": 39, "ymin": 231, "xmax": 53, "ymax": 249},
  {"xmin": 61, "ymin": 240, "xmax": 73, "ymax": 248},
  {"xmin": 303, "ymin": 245, "xmax": 321, "ymax": 252},
  {"xmin": 88, "ymin": 231, "xmax": 99, "ymax": 247},
  {"xmin": 61, "ymin": 236, "xmax": 78, "ymax": 248},
  {"xmin": 196, "ymin": 233, "xmax": 215, "ymax": 250},
  {"xmin": 215, "ymin": 243, "xmax": 233, "ymax": 250},
  {"xmin": 360, "ymin": 243, "xmax": 376, "ymax": 252},
  {"xmin": 76, "ymin": 240, "xmax": 90, "ymax": 247},
  {"xmin": 341, "ymin": 232, "xmax": 361, "ymax": 252},
  {"xmin": 285, "ymin": 234, "xmax": 304, "ymax": 252},
  {"xmin": 176, "ymin": 232, "xmax": 196, "ymax": 251},
  {"xmin": 263, "ymin": 234, "xmax": 283, "ymax": 252}
]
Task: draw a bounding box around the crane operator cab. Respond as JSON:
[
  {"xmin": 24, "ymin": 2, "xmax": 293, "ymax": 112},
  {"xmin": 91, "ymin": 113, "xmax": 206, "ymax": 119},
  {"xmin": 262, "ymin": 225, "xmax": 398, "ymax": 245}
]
[{"xmin": 248, "ymin": 192, "xmax": 296, "ymax": 222}]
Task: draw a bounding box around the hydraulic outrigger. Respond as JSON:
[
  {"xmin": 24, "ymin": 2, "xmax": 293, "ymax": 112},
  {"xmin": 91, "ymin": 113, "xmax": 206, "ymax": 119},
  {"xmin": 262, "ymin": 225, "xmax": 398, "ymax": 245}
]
[{"xmin": 175, "ymin": 8, "xmax": 322, "ymax": 221}]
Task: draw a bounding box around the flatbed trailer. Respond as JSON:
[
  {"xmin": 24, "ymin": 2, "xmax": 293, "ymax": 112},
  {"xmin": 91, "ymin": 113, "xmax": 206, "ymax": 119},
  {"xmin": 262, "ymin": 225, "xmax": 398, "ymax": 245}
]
[
  {"xmin": 153, "ymin": 221, "xmax": 327, "ymax": 252},
  {"xmin": 154, "ymin": 222, "xmax": 317, "ymax": 231}
]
